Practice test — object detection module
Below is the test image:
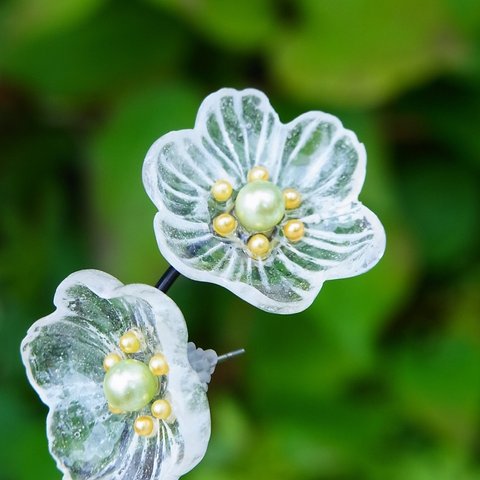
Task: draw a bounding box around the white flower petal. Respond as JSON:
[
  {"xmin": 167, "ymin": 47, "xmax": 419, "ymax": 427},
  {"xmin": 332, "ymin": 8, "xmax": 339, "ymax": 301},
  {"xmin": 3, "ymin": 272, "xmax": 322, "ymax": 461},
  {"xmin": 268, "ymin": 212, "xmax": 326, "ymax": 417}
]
[
  {"xmin": 154, "ymin": 218, "xmax": 309, "ymax": 314},
  {"xmin": 278, "ymin": 111, "xmax": 366, "ymax": 208},
  {"xmin": 195, "ymin": 88, "xmax": 283, "ymax": 182},
  {"xmin": 143, "ymin": 89, "xmax": 283, "ymax": 219},
  {"xmin": 143, "ymin": 132, "xmax": 212, "ymax": 223},
  {"xmin": 49, "ymin": 392, "xmax": 131, "ymax": 479},
  {"xmin": 280, "ymin": 203, "xmax": 386, "ymax": 280},
  {"xmin": 22, "ymin": 270, "xmax": 210, "ymax": 480}
]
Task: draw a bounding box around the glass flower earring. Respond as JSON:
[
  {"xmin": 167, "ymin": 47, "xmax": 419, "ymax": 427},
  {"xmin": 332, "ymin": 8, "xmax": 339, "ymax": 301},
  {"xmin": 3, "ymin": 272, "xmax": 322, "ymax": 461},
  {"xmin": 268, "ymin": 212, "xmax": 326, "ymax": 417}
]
[
  {"xmin": 21, "ymin": 269, "xmax": 242, "ymax": 480},
  {"xmin": 21, "ymin": 86, "xmax": 386, "ymax": 480},
  {"xmin": 143, "ymin": 87, "xmax": 386, "ymax": 314}
]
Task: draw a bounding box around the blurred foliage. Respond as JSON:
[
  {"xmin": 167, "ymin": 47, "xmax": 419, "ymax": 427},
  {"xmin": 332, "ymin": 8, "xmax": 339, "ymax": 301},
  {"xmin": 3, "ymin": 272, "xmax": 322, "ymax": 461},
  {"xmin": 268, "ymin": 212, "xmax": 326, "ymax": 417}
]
[{"xmin": 1, "ymin": 0, "xmax": 480, "ymax": 479}]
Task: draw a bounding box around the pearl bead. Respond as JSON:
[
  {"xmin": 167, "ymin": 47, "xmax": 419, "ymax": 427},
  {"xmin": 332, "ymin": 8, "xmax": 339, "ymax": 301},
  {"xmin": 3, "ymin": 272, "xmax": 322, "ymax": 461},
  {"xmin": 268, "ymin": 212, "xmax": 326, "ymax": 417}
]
[
  {"xmin": 149, "ymin": 354, "xmax": 169, "ymax": 376},
  {"xmin": 108, "ymin": 404, "xmax": 124, "ymax": 415},
  {"xmin": 213, "ymin": 213, "xmax": 237, "ymax": 237},
  {"xmin": 235, "ymin": 181, "xmax": 285, "ymax": 232},
  {"xmin": 248, "ymin": 166, "xmax": 269, "ymax": 182},
  {"xmin": 283, "ymin": 220, "xmax": 305, "ymax": 242},
  {"xmin": 103, "ymin": 360, "xmax": 158, "ymax": 412},
  {"xmin": 247, "ymin": 234, "xmax": 270, "ymax": 258},
  {"xmin": 151, "ymin": 399, "xmax": 172, "ymax": 420},
  {"xmin": 119, "ymin": 330, "xmax": 141, "ymax": 353},
  {"xmin": 283, "ymin": 188, "xmax": 302, "ymax": 210},
  {"xmin": 211, "ymin": 179, "xmax": 233, "ymax": 202},
  {"xmin": 134, "ymin": 416, "xmax": 156, "ymax": 437},
  {"xmin": 103, "ymin": 353, "xmax": 122, "ymax": 372}
]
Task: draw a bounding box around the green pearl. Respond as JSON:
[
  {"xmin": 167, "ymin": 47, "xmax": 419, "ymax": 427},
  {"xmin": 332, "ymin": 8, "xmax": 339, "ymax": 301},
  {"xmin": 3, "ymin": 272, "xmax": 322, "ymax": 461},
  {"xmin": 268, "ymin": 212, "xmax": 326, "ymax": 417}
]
[
  {"xmin": 103, "ymin": 359, "xmax": 158, "ymax": 412},
  {"xmin": 235, "ymin": 181, "xmax": 285, "ymax": 232}
]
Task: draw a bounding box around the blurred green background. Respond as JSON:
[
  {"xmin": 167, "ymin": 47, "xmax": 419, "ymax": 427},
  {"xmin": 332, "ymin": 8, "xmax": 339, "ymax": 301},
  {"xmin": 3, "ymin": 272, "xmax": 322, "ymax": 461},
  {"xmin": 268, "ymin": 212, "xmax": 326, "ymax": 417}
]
[{"xmin": 1, "ymin": 0, "xmax": 480, "ymax": 479}]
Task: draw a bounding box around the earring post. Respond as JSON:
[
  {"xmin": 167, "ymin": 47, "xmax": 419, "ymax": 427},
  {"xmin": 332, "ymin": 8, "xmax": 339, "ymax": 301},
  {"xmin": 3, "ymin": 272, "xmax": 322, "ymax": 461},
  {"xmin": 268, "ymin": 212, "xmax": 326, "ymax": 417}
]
[{"xmin": 217, "ymin": 349, "xmax": 246, "ymax": 364}]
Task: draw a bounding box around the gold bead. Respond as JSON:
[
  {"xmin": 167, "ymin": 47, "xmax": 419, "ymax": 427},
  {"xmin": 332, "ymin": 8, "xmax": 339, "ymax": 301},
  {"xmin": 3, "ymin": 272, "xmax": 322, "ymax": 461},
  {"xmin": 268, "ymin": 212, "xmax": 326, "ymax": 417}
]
[
  {"xmin": 283, "ymin": 220, "xmax": 305, "ymax": 242},
  {"xmin": 247, "ymin": 234, "xmax": 270, "ymax": 258},
  {"xmin": 108, "ymin": 404, "xmax": 124, "ymax": 415},
  {"xmin": 211, "ymin": 179, "xmax": 233, "ymax": 202},
  {"xmin": 103, "ymin": 352, "xmax": 122, "ymax": 372},
  {"xmin": 134, "ymin": 416, "xmax": 156, "ymax": 437},
  {"xmin": 149, "ymin": 354, "xmax": 169, "ymax": 376},
  {"xmin": 151, "ymin": 399, "xmax": 172, "ymax": 420},
  {"xmin": 119, "ymin": 330, "xmax": 141, "ymax": 354},
  {"xmin": 283, "ymin": 188, "xmax": 302, "ymax": 210},
  {"xmin": 213, "ymin": 213, "xmax": 237, "ymax": 237},
  {"xmin": 248, "ymin": 166, "xmax": 269, "ymax": 182}
]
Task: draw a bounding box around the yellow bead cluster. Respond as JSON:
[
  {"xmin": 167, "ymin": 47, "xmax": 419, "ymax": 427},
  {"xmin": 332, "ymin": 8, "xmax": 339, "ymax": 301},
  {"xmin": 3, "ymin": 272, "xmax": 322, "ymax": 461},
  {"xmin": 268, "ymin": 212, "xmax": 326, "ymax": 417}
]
[
  {"xmin": 149, "ymin": 353, "xmax": 169, "ymax": 376},
  {"xmin": 247, "ymin": 165, "xmax": 269, "ymax": 182},
  {"xmin": 108, "ymin": 404, "xmax": 124, "ymax": 415},
  {"xmin": 119, "ymin": 330, "xmax": 142, "ymax": 354},
  {"xmin": 134, "ymin": 416, "xmax": 156, "ymax": 437},
  {"xmin": 211, "ymin": 179, "xmax": 233, "ymax": 202},
  {"xmin": 247, "ymin": 234, "xmax": 270, "ymax": 259},
  {"xmin": 283, "ymin": 220, "xmax": 305, "ymax": 243},
  {"xmin": 210, "ymin": 166, "xmax": 306, "ymax": 258},
  {"xmin": 213, "ymin": 213, "xmax": 237, "ymax": 237},
  {"xmin": 103, "ymin": 352, "xmax": 121, "ymax": 372},
  {"xmin": 283, "ymin": 188, "xmax": 302, "ymax": 210},
  {"xmin": 103, "ymin": 330, "xmax": 174, "ymax": 437},
  {"xmin": 151, "ymin": 399, "xmax": 172, "ymax": 420}
]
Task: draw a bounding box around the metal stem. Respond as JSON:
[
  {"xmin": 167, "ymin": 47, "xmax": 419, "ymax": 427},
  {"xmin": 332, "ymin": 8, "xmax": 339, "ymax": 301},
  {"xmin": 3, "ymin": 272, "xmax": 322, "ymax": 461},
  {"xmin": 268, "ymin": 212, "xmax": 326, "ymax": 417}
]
[
  {"xmin": 155, "ymin": 268, "xmax": 244, "ymax": 365},
  {"xmin": 155, "ymin": 266, "xmax": 181, "ymax": 293},
  {"xmin": 217, "ymin": 348, "xmax": 246, "ymax": 364}
]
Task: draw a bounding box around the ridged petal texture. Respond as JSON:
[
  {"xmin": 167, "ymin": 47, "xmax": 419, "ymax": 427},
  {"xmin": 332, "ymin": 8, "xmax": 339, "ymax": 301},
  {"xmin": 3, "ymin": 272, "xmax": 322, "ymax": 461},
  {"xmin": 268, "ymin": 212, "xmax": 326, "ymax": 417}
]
[
  {"xmin": 21, "ymin": 270, "xmax": 210, "ymax": 480},
  {"xmin": 143, "ymin": 88, "xmax": 386, "ymax": 314}
]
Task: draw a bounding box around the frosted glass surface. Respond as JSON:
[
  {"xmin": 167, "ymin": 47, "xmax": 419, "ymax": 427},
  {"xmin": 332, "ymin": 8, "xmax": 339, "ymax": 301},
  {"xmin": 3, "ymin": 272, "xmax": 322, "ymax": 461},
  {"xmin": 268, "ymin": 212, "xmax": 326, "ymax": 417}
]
[
  {"xmin": 22, "ymin": 270, "xmax": 210, "ymax": 480},
  {"xmin": 143, "ymin": 88, "xmax": 386, "ymax": 313}
]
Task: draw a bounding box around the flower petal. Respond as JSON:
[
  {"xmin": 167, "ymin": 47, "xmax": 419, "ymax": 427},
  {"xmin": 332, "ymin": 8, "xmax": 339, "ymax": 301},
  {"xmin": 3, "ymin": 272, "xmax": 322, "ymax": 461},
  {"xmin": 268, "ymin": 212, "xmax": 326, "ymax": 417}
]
[
  {"xmin": 48, "ymin": 392, "xmax": 131, "ymax": 478},
  {"xmin": 22, "ymin": 270, "xmax": 210, "ymax": 480},
  {"xmin": 23, "ymin": 316, "xmax": 108, "ymax": 403},
  {"xmin": 280, "ymin": 203, "xmax": 386, "ymax": 281},
  {"xmin": 144, "ymin": 131, "xmax": 220, "ymax": 222},
  {"xmin": 153, "ymin": 211, "xmax": 242, "ymax": 283},
  {"xmin": 119, "ymin": 282, "xmax": 211, "ymax": 479},
  {"xmin": 154, "ymin": 217, "xmax": 313, "ymax": 314},
  {"xmin": 143, "ymin": 88, "xmax": 284, "ymax": 224},
  {"xmin": 158, "ymin": 203, "xmax": 384, "ymax": 314},
  {"xmin": 278, "ymin": 111, "xmax": 366, "ymax": 208},
  {"xmin": 195, "ymin": 88, "xmax": 283, "ymax": 182}
]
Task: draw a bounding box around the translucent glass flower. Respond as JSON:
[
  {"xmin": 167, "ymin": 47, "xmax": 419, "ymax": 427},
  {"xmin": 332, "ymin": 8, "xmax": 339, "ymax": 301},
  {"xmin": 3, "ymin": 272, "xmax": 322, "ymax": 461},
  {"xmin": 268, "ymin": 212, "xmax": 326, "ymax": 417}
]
[
  {"xmin": 21, "ymin": 270, "xmax": 210, "ymax": 480},
  {"xmin": 143, "ymin": 88, "xmax": 386, "ymax": 314}
]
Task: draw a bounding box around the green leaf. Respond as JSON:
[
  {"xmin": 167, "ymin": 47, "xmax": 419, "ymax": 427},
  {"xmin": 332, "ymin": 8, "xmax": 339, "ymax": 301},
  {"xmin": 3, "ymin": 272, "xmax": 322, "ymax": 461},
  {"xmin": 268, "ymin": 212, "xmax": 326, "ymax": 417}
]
[
  {"xmin": 444, "ymin": 0, "xmax": 480, "ymax": 35},
  {"xmin": 146, "ymin": 0, "xmax": 275, "ymax": 50},
  {"xmin": 269, "ymin": 0, "xmax": 465, "ymax": 107},
  {"xmin": 0, "ymin": 391, "xmax": 61, "ymax": 480},
  {"xmin": 391, "ymin": 335, "xmax": 480, "ymax": 442},
  {"xmin": 408, "ymin": 84, "xmax": 480, "ymax": 170},
  {"xmin": 373, "ymin": 448, "xmax": 479, "ymax": 480},
  {"xmin": 308, "ymin": 113, "xmax": 417, "ymax": 383},
  {"xmin": 399, "ymin": 161, "xmax": 480, "ymax": 270},
  {"xmin": 1, "ymin": 1, "xmax": 187, "ymax": 104},
  {"xmin": 3, "ymin": 0, "xmax": 106, "ymax": 42},
  {"xmin": 89, "ymin": 83, "xmax": 202, "ymax": 283},
  {"xmin": 199, "ymin": 394, "xmax": 251, "ymax": 468}
]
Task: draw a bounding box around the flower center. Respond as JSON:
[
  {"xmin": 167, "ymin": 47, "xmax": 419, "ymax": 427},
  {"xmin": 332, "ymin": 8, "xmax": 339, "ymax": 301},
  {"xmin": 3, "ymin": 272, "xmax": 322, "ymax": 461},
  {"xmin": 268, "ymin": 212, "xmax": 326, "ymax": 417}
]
[
  {"xmin": 234, "ymin": 180, "xmax": 285, "ymax": 232},
  {"xmin": 103, "ymin": 359, "xmax": 158, "ymax": 412}
]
